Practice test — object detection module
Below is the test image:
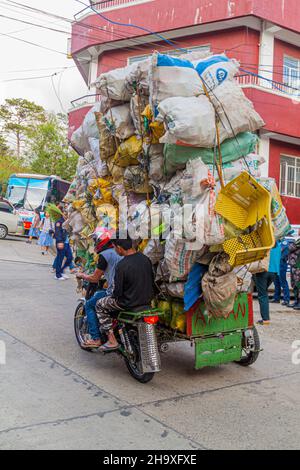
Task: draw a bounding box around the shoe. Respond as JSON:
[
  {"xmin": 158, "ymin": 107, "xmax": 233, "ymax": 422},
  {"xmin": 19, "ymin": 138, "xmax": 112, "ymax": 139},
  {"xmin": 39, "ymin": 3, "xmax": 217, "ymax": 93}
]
[
  {"xmin": 256, "ymin": 320, "xmax": 270, "ymax": 325},
  {"xmin": 270, "ymin": 299, "xmax": 280, "ymax": 303},
  {"xmin": 288, "ymin": 301, "xmax": 299, "ymax": 308},
  {"xmin": 26, "ymin": 240, "xmax": 32, "ymax": 244},
  {"xmin": 62, "ymin": 274, "xmax": 70, "ymax": 280},
  {"xmin": 41, "ymin": 252, "xmax": 44, "ymax": 255},
  {"xmin": 54, "ymin": 276, "xmax": 65, "ymax": 281},
  {"xmin": 281, "ymin": 301, "xmax": 289, "ymax": 306},
  {"xmin": 293, "ymin": 304, "xmax": 300, "ymax": 310}
]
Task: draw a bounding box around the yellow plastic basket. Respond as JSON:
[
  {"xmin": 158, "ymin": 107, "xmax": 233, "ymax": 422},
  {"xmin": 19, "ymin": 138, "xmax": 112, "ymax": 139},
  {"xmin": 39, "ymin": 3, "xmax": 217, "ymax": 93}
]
[{"xmin": 215, "ymin": 172, "xmax": 275, "ymax": 267}]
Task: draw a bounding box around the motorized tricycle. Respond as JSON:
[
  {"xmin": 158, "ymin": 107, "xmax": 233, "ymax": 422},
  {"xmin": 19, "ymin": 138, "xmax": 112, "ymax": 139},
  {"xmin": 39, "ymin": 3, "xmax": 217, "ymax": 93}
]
[{"xmin": 74, "ymin": 280, "xmax": 260, "ymax": 383}]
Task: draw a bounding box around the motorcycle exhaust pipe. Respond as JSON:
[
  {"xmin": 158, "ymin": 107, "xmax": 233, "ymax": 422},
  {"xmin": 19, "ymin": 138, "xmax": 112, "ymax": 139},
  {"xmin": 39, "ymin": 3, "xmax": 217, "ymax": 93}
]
[{"xmin": 137, "ymin": 319, "xmax": 161, "ymax": 374}]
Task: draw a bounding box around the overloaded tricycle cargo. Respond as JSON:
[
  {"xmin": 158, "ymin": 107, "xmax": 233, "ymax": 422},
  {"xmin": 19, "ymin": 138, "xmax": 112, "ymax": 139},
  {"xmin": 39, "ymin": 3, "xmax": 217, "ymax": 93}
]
[{"xmin": 67, "ymin": 51, "xmax": 290, "ymax": 382}]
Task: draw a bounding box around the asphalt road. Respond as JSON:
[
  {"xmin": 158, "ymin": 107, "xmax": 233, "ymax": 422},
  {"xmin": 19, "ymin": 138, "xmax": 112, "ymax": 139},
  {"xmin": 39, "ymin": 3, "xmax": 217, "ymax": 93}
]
[{"xmin": 0, "ymin": 236, "xmax": 299, "ymax": 450}]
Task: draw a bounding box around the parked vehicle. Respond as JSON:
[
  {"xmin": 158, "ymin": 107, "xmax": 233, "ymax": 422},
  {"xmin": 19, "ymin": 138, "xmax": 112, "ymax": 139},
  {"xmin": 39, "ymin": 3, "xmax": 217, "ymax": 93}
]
[
  {"xmin": 6, "ymin": 173, "xmax": 70, "ymax": 235},
  {"xmin": 0, "ymin": 199, "xmax": 19, "ymax": 239},
  {"xmin": 74, "ymin": 283, "xmax": 260, "ymax": 383}
]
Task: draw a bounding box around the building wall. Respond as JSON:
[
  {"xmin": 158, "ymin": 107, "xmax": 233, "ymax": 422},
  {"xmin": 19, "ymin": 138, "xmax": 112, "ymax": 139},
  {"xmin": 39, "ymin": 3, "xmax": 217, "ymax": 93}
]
[
  {"xmin": 269, "ymin": 139, "xmax": 300, "ymax": 224},
  {"xmin": 273, "ymin": 39, "xmax": 300, "ymax": 82},
  {"xmin": 243, "ymin": 88, "xmax": 300, "ymax": 139},
  {"xmin": 72, "ymin": 0, "xmax": 300, "ymax": 55},
  {"xmin": 98, "ymin": 27, "xmax": 260, "ymax": 74}
]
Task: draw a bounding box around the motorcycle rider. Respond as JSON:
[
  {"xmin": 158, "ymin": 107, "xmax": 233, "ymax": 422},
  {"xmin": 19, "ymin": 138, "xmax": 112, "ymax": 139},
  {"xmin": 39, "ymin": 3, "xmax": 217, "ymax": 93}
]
[
  {"xmin": 96, "ymin": 234, "xmax": 154, "ymax": 352},
  {"xmin": 76, "ymin": 228, "xmax": 122, "ymax": 348}
]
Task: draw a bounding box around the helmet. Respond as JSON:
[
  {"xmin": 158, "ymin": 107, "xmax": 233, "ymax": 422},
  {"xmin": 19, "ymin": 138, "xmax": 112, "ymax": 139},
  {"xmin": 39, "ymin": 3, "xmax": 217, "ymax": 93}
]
[{"xmin": 92, "ymin": 227, "xmax": 114, "ymax": 254}]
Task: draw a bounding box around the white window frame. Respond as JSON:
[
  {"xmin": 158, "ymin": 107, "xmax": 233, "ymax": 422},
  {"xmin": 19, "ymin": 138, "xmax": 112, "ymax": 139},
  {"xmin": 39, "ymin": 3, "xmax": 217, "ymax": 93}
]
[
  {"xmin": 280, "ymin": 154, "xmax": 300, "ymax": 198},
  {"xmin": 283, "ymin": 55, "xmax": 300, "ymax": 90},
  {"xmin": 127, "ymin": 44, "xmax": 211, "ymax": 65}
]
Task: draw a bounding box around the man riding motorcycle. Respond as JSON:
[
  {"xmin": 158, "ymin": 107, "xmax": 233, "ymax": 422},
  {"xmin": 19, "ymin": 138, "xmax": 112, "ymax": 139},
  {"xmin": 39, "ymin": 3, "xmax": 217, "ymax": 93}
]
[
  {"xmin": 76, "ymin": 228, "xmax": 122, "ymax": 348},
  {"xmin": 96, "ymin": 235, "xmax": 155, "ymax": 352}
]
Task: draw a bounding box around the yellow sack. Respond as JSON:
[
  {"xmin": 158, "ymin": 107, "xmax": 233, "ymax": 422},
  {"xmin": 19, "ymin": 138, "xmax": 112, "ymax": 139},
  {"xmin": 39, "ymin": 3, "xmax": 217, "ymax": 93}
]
[
  {"xmin": 72, "ymin": 199, "xmax": 85, "ymax": 211},
  {"xmin": 96, "ymin": 204, "xmax": 118, "ymax": 230},
  {"xmin": 170, "ymin": 302, "xmax": 186, "ymax": 333},
  {"xmin": 95, "ymin": 112, "xmax": 117, "ymax": 161},
  {"xmin": 89, "ymin": 178, "xmax": 113, "ymax": 204},
  {"xmin": 113, "ymin": 135, "xmax": 142, "ymax": 167},
  {"xmin": 107, "ymin": 156, "xmax": 125, "ymax": 184},
  {"xmin": 149, "ymin": 121, "xmax": 165, "ymax": 144}
]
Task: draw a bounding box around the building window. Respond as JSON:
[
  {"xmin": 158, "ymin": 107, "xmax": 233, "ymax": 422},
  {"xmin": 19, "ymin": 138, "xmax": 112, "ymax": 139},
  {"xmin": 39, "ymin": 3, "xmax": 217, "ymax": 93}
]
[
  {"xmin": 280, "ymin": 155, "xmax": 300, "ymax": 198},
  {"xmin": 128, "ymin": 45, "xmax": 211, "ymax": 64},
  {"xmin": 283, "ymin": 56, "xmax": 300, "ymax": 89}
]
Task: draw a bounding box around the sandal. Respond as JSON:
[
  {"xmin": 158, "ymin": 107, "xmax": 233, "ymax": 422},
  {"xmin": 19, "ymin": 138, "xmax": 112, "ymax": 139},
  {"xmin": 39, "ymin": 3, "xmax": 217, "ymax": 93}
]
[
  {"xmin": 82, "ymin": 339, "xmax": 101, "ymax": 348},
  {"xmin": 100, "ymin": 342, "xmax": 120, "ymax": 352}
]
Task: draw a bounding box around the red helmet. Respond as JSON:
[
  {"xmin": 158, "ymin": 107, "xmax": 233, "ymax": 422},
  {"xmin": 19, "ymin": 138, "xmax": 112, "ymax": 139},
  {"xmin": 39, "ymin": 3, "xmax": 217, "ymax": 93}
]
[{"xmin": 92, "ymin": 227, "xmax": 114, "ymax": 254}]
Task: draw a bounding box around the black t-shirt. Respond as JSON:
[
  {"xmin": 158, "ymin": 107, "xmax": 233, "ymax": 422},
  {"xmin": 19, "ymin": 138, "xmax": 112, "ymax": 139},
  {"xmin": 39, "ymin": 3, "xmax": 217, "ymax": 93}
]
[
  {"xmin": 113, "ymin": 252, "xmax": 154, "ymax": 309},
  {"xmin": 97, "ymin": 254, "xmax": 108, "ymax": 271}
]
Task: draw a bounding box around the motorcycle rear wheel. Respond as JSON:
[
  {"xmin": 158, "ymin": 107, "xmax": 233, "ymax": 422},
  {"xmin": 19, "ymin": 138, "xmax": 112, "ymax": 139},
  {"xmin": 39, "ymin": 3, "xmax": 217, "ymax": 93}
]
[{"xmin": 123, "ymin": 328, "xmax": 154, "ymax": 383}]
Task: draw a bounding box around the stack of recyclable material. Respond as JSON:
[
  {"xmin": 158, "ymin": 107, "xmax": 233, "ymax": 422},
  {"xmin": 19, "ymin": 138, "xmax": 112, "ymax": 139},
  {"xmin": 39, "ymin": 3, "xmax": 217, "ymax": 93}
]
[{"xmin": 67, "ymin": 50, "xmax": 291, "ymax": 328}]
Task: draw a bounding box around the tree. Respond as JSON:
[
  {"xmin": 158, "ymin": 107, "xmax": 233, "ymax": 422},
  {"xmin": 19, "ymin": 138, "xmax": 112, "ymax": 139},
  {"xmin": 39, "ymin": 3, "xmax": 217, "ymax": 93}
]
[
  {"xmin": 0, "ymin": 98, "xmax": 46, "ymax": 159},
  {"xmin": 0, "ymin": 135, "xmax": 29, "ymax": 195},
  {"xmin": 28, "ymin": 113, "xmax": 78, "ymax": 181},
  {"xmin": 0, "ymin": 135, "xmax": 10, "ymax": 156}
]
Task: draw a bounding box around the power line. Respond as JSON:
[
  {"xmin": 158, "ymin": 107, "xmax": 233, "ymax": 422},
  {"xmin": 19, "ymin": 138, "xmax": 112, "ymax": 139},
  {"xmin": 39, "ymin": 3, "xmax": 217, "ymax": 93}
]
[{"xmin": 0, "ymin": 31, "xmax": 66, "ymax": 55}]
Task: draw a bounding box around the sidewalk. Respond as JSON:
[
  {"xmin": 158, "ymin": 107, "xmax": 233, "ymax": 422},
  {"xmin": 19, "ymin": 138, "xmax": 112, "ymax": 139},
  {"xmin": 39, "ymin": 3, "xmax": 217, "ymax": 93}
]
[{"xmin": 0, "ymin": 236, "xmax": 55, "ymax": 266}]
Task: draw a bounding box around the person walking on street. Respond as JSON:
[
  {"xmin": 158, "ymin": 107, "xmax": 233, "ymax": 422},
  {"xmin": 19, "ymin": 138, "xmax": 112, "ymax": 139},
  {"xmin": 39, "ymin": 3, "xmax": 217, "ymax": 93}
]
[
  {"xmin": 26, "ymin": 209, "xmax": 41, "ymax": 244},
  {"xmin": 38, "ymin": 211, "xmax": 53, "ymax": 255},
  {"xmin": 253, "ymin": 242, "xmax": 281, "ymax": 325},
  {"xmin": 53, "ymin": 213, "xmax": 71, "ymax": 280},
  {"xmin": 288, "ymin": 239, "xmax": 300, "ymax": 310},
  {"xmin": 271, "ymin": 239, "xmax": 290, "ymax": 306}
]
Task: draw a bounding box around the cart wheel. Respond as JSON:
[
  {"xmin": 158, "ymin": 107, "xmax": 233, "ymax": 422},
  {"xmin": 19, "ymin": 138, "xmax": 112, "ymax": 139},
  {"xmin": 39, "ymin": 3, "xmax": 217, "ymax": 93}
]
[{"xmin": 236, "ymin": 327, "xmax": 260, "ymax": 366}]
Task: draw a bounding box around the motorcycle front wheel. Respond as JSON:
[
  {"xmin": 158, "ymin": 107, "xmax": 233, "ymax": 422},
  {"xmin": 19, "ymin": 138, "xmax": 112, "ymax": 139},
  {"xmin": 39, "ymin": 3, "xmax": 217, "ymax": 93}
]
[
  {"xmin": 123, "ymin": 327, "xmax": 154, "ymax": 384},
  {"xmin": 74, "ymin": 303, "xmax": 93, "ymax": 352}
]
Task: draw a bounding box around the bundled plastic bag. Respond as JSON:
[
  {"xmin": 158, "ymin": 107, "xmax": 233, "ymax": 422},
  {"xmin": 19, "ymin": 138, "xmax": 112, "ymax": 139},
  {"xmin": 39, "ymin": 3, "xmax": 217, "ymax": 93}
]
[
  {"xmin": 256, "ymin": 177, "xmax": 291, "ymax": 239},
  {"xmin": 148, "ymin": 144, "xmax": 164, "ymax": 182},
  {"xmin": 95, "ymin": 65, "xmax": 134, "ymax": 101},
  {"xmin": 71, "ymin": 125, "xmax": 88, "ymax": 154},
  {"xmin": 107, "ymin": 157, "xmax": 125, "ymax": 184},
  {"xmin": 193, "ymin": 54, "xmax": 239, "ymax": 90},
  {"xmin": 82, "ymin": 103, "xmax": 101, "ymax": 139},
  {"xmin": 123, "ymin": 165, "xmax": 152, "ymax": 194},
  {"xmin": 163, "ymin": 132, "xmax": 258, "ymax": 175},
  {"xmin": 143, "ymin": 239, "xmax": 165, "ymax": 265},
  {"xmin": 150, "ymin": 52, "xmax": 203, "ymax": 112},
  {"xmin": 158, "ymin": 95, "xmax": 215, "ymax": 147},
  {"xmin": 68, "ymin": 211, "xmax": 85, "ymax": 235},
  {"xmin": 210, "ymin": 81, "xmax": 265, "ymax": 141},
  {"xmin": 234, "ymin": 266, "xmax": 253, "ymax": 292},
  {"xmin": 202, "ymin": 252, "xmax": 237, "ymax": 318},
  {"xmin": 165, "ymin": 238, "xmax": 199, "ymax": 281},
  {"xmin": 125, "ymin": 58, "xmax": 150, "ymax": 95},
  {"xmin": 181, "ymin": 158, "xmax": 211, "ymax": 199},
  {"xmin": 130, "ymin": 94, "xmax": 149, "ymax": 133},
  {"xmin": 206, "ymin": 153, "xmax": 263, "ymax": 184},
  {"xmin": 113, "ymin": 135, "xmax": 142, "ymax": 167},
  {"xmin": 95, "ymin": 112, "xmax": 117, "ymax": 161},
  {"xmin": 161, "ymin": 282, "xmax": 185, "ymax": 299},
  {"xmin": 103, "ymin": 104, "xmax": 135, "ymax": 140}
]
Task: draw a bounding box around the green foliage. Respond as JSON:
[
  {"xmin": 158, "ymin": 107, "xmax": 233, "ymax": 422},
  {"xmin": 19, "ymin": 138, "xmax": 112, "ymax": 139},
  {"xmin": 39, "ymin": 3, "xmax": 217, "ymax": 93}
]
[
  {"xmin": 0, "ymin": 98, "xmax": 78, "ymax": 183},
  {"xmin": 0, "ymin": 98, "xmax": 46, "ymax": 159}
]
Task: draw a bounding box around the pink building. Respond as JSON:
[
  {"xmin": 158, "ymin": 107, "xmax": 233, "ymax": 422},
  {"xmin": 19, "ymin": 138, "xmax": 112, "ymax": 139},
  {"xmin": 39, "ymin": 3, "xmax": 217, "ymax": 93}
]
[{"xmin": 68, "ymin": 0, "xmax": 300, "ymax": 224}]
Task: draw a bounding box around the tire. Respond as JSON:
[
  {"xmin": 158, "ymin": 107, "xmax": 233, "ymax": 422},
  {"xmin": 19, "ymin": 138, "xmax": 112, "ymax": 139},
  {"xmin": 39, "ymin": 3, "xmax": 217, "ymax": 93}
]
[
  {"xmin": 123, "ymin": 328, "xmax": 155, "ymax": 383},
  {"xmin": 237, "ymin": 326, "xmax": 260, "ymax": 366},
  {"xmin": 74, "ymin": 303, "xmax": 93, "ymax": 352},
  {"xmin": 0, "ymin": 225, "xmax": 8, "ymax": 240}
]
